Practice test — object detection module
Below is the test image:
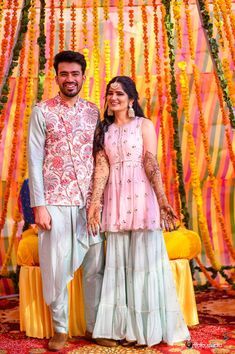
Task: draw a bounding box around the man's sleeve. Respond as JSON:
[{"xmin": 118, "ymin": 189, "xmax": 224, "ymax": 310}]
[{"xmin": 28, "ymin": 106, "xmax": 46, "ymax": 207}]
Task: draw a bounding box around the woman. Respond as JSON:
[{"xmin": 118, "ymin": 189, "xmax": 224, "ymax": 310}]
[{"xmin": 88, "ymin": 76, "xmax": 190, "ymax": 347}]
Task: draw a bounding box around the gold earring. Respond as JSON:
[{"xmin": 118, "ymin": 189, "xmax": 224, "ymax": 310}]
[{"xmin": 128, "ymin": 103, "xmax": 135, "ymax": 118}]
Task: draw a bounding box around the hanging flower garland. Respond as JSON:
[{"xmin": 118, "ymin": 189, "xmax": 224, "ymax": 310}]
[
  {"xmin": 92, "ymin": 0, "xmax": 100, "ymax": 108},
  {"xmin": 0, "ymin": 0, "xmax": 32, "ymax": 137},
  {"xmin": 0, "ymin": 0, "xmax": 4, "ymax": 29},
  {"xmin": 193, "ymin": 64, "xmax": 235, "ymax": 261},
  {"xmin": 160, "ymin": 5, "xmax": 181, "ymax": 218},
  {"xmin": 70, "ymin": 3, "xmax": 76, "ymax": 51},
  {"xmin": 37, "ymin": 0, "xmax": 46, "ymax": 102},
  {"xmin": 82, "ymin": 0, "xmax": 88, "ymax": 47},
  {"xmin": 128, "ymin": 0, "xmax": 136, "ymax": 82},
  {"xmin": 214, "ymin": 72, "xmax": 235, "ymax": 173},
  {"xmin": 216, "ymin": 0, "xmax": 235, "ymax": 67},
  {"xmin": 222, "ymin": 58, "xmax": 235, "ymax": 106},
  {"xmin": 183, "ymin": 0, "xmax": 195, "ymax": 60},
  {"xmin": 213, "ymin": 0, "xmax": 225, "ymax": 49},
  {"xmin": 141, "ymin": 5, "xmax": 151, "ymax": 117},
  {"xmin": 178, "ymin": 61, "xmax": 221, "ymax": 270},
  {"xmin": 224, "ymin": 0, "xmax": 235, "ymax": 43},
  {"xmin": 59, "ymin": 0, "xmax": 64, "ymax": 52},
  {"xmin": 103, "ymin": 0, "xmax": 109, "ymax": 21},
  {"xmin": 172, "ymin": 0, "xmax": 182, "ymax": 50},
  {"xmin": 0, "ymin": 3, "xmax": 11, "ymax": 86},
  {"xmin": 8, "ymin": 0, "xmax": 19, "ymax": 58},
  {"xmin": 83, "ymin": 47, "xmax": 90, "ymax": 101},
  {"xmin": 197, "ymin": 0, "xmax": 235, "ymax": 129},
  {"xmin": 161, "ymin": 0, "xmax": 190, "ymax": 227},
  {"xmin": 82, "ymin": 0, "xmax": 89, "ymax": 101},
  {"xmin": 44, "ymin": 0, "xmax": 55, "ymax": 99},
  {"xmin": 104, "ymin": 40, "xmax": 111, "ymax": 85},
  {"xmin": 152, "ymin": 0, "xmax": 169, "ymax": 202},
  {"xmin": 117, "ymin": 0, "xmax": 125, "ymax": 75}
]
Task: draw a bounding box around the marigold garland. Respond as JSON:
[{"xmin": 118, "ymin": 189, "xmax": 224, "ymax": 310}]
[
  {"xmin": 0, "ymin": 3, "xmax": 11, "ymax": 86},
  {"xmin": 8, "ymin": 0, "xmax": 19, "ymax": 58},
  {"xmin": 104, "ymin": 39, "xmax": 111, "ymax": 85},
  {"xmin": 128, "ymin": 0, "xmax": 136, "ymax": 82},
  {"xmin": 128, "ymin": 0, "xmax": 134, "ymax": 27},
  {"xmin": 59, "ymin": 0, "xmax": 64, "ymax": 52},
  {"xmin": 161, "ymin": 0, "xmax": 190, "ymax": 227},
  {"xmin": 222, "ymin": 58, "xmax": 235, "ymax": 106},
  {"xmin": 37, "ymin": 0, "xmax": 46, "ymax": 101},
  {"xmin": 141, "ymin": 5, "xmax": 151, "ymax": 117},
  {"xmin": 161, "ymin": 5, "xmax": 181, "ymax": 218},
  {"xmin": 193, "ymin": 64, "xmax": 235, "ymax": 261},
  {"xmin": 172, "ymin": 0, "xmax": 182, "ymax": 50},
  {"xmin": 213, "ymin": 0, "xmax": 225, "ymax": 49},
  {"xmin": 117, "ymin": 0, "xmax": 125, "ymax": 75},
  {"xmin": 70, "ymin": 3, "xmax": 76, "ymax": 51},
  {"xmin": 214, "ymin": 72, "xmax": 235, "ymax": 173},
  {"xmin": 224, "ymin": 0, "xmax": 235, "ymax": 43},
  {"xmin": 83, "ymin": 48, "xmax": 90, "ymax": 101},
  {"xmin": 92, "ymin": 0, "xmax": 100, "ymax": 108},
  {"xmin": 152, "ymin": 0, "xmax": 170, "ymax": 203},
  {"xmin": 0, "ymin": 0, "xmax": 4, "ymax": 29},
  {"xmin": 82, "ymin": 0, "xmax": 88, "ymax": 47},
  {"xmin": 103, "ymin": 0, "xmax": 109, "ymax": 21},
  {"xmin": 216, "ymin": 0, "xmax": 235, "ymax": 67},
  {"xmin": 179, "ymin": 61, "xmax": 221, "ymax": 270},
  {"xmin": 183, "ymin": 0, "xmax": 195, "ymax": 60}
]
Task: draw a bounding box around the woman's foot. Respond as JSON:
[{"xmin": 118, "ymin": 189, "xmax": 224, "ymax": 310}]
[
  {"xmin": 120, "ymin": 339, "xmax": 137, "ymax": 347},
  {"xmin": 95, "ymin": 338, "xmax": 119, "ymax": 347}
]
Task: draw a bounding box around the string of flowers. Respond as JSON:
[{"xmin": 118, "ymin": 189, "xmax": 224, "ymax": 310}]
[
  {"xmin": 104, "ymin": 40, "xmax": 111, "ymax": 85},
  {"xmin": 82, "ymin": 0, "xmax": 88, "ymax": 47},
  {"xmin": 0, "ymin": 0, "xmax": 4, "ymax": 29},
  {"xmin": 197, "ymin": 0, "xmax": 235, "ymax": 129},
  {"xmin": 8, "ymin": 0, "xmax": 19, "ymax": 59},
  {"xmin": 103, "ymin": 0, "xmax": 109, "ymax": 21},
  {"xmin": 0, "ymin": 1, "xmax": 11, "ymax": 87},
  {"xmin": 193, "ymin": 64, "xmax": 235, "ymax": 261},
  {"xmin": 128, "ymin": 0, "xmax": 136, "ymax": 82},
  {"xmin": 172, "ymin": 0, "xmax": 182, "ymax": 50},
  {"xmin": 183, "ymin": 0, "xmax": 195, "ymax": 60},
  {"xmin": 70, "ymin": 3, "xmax": 76, "ymax": 51},
  {"xmin": 0, "ymin": 42, "xmax": 26, "ymax": 235},
  {"xmin": 117, "ymin": 0, "xmax": 125, "ymax": 75},
  {"xmin": 216, "ymin": 0, "xmax": 235, "ymax": 67},
  {"xmin": 44, "ymin": 0, "xmax": 55, "ymax": 99},
  {"xmin": 83, "ymin": 48, "xmax": 89, "ymax": 101},
  {"xmin": 224, "ymin": 0, "xmax": 235, "ymax": 43},
  {"xmin": 153, "ymin": 0, "xmax": 169, "ymax": 202},
  {"xmin": 178, "ymin": 61, "xmax": 221, "ymax": 270},
  {"xmin": 59, "ymin": 0, "xmax": 64, "ymax": 52},
  {"xmin": 213, "ymin": 0, "xmax": 225, "ymax": 49},
  {"xmin": 222, "ymin": 58, "xmax": 235, "ymax": 106},
  {"xmin": 141, "ymin": 4, "xmax": 151, "ymax": 118},
  {"xmin": 0, "ymin": 0, "xmax": 32, "ymax": 137},
  {"xmin": 92, "ymin": 0, "xmax": 100, "ymax": 108},
  {"xmin": 214, "ymin": 72, "xmax": 235, "ymax": 173},
  {"xmin": 37, "ymin": 0, "xmax": 46, "ymax": 102},
  {"xmin": 161, "ymin": 4, "xmax": 181, "ymax": 218},
  {"xmin": 195, "ymin": 257, "xmax": 235, "ymax": 295},
  {"xmin": 161, "ymin": 0, "xmax": 190, "ymax": 227}
]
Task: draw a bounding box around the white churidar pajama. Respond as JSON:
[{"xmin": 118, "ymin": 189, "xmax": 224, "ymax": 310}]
[{"xmin": 39, "ymin": 205, "xmax": 104, "ymax": 333}]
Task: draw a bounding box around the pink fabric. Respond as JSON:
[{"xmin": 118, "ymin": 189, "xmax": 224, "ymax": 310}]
[
  {"xmin": 37, "ymin": 95, "xmax": 99, "ymax": 206},
  {"xmin": 101, "ymin": 117, "xmax": 160, "ymax": 232}
]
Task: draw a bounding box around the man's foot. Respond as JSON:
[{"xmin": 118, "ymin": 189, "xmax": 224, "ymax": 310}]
[
  {"xmin": 85, "ymin": 331, "xmax": 118, "ymax": 347},
  {"xmin": 48, "ymin": 332, "xmax": 68, "ymax": 351},
  {"xmin": 120, "ymin": 339, "xmax": 137, "ymax": 347}
]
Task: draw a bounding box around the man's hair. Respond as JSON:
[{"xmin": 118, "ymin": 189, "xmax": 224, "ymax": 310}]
[{"xmin": 53, "ymin": 51, "xmax": 87, "ymax": 75}]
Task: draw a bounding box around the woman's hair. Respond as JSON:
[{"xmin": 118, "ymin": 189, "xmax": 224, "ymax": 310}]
[{"xmin": 93, "ymin": 76, "xmax": 146, "ymax": 156}]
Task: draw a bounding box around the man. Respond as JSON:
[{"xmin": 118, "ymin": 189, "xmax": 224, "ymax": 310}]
[{"xmin": 28, "ymin": 51, "xmax": 109, "ymax": 351}]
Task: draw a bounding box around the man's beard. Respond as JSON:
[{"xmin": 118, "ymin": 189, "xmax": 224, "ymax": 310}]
[{"xmin": 60, "ymin": 83, "xmax": 81, "ymax": 97}]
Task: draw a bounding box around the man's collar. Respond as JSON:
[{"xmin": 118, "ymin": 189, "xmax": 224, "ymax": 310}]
[{"xmin": 55, "ymin": 93, "xmax": 81, "ymax": 108}]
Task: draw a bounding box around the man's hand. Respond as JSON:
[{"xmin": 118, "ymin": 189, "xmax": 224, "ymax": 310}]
[{"xmin": 33, "ymin": 206, "xmax": 51, "ymax": 231}]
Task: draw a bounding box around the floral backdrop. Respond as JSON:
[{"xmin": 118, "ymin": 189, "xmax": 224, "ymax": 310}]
[{"xmin": 0, "ymin": 0, "xmax": 234, "ymax": 293}]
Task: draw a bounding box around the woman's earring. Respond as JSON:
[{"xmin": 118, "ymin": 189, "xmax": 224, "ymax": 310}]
[{"xmin": 128, "ymin": 103, "xmax": 135, "ymax": 118}]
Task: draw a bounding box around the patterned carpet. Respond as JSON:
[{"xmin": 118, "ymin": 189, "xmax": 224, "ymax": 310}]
[{"xmin": 0, "ymin": 290, "xmax": 235, "ymax": 353}]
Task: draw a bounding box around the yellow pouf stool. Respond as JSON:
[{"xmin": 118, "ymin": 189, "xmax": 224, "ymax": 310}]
[{"xmin": 19, "ymin": 227, "xmax": 200, "ymax": 338}]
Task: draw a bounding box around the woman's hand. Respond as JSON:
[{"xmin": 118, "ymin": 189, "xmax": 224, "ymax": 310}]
[
  {"xmin": 160, "ymin": 204, "xmax": 177, "ymax": 232},
  {"xmin": 87, "ymin": 204, "xmax": 101, "ymax": 236}
]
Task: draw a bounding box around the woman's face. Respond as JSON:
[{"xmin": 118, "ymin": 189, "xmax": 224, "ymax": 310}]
[{"xmin": 106, "ymin": 82, "xmax": 131, "ymax": 115}]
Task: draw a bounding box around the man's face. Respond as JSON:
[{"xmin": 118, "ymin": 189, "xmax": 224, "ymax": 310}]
[{"xmin": 55, "ymin": 62, "xmax": 85, "ymax": 98}]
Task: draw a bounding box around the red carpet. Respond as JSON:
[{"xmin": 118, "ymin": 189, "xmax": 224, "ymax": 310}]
[{"xmin": 0, "ymin": 290, "xmax": 235, "ymax": 353}]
